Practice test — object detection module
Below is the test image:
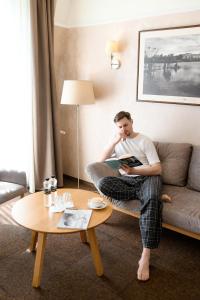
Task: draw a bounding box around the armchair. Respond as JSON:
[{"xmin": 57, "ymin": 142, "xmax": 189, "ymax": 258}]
[{"xmin": 0, "ymin": 169, "xmax": 27, "ymax": 204}]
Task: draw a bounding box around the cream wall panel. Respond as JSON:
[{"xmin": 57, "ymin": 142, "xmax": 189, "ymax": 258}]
[{"xmin": 54, "ymin": 10, "xmax": 200, "ymax": 180}]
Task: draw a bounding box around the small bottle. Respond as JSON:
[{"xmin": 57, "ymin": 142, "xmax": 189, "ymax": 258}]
[
  {"xmin": 43, "ymin": 178, "xmax": 51, "ymax": 194},
  {"xmin": 50, "ymin": 175, "xmax": 57, "ymax": 192},
  {"xmin": 50, "ymin": 175, "xmax": 57, "ymax": 206},
  {"xmin": 43, "ymin": 178, "xmax": 51, "ymax": 207}
]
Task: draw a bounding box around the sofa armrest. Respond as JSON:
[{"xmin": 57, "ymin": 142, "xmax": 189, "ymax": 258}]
[
  {"xmin": 0, "ymin": 170, "xmax": 27, "ymax": 187},
  {"xmin": 85, "ymin": 162, "xmax": 119, "ymax": 189}
]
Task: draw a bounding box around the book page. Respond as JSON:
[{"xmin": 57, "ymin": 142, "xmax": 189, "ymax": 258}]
[{"xmin": 119, "ymin": 153, "xmax": 132, "ymax": 159}]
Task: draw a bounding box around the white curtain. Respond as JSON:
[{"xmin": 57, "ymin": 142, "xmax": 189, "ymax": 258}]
[{"xmin": 0, "ymin": 0, "xmax": 35, "ymax": 191}]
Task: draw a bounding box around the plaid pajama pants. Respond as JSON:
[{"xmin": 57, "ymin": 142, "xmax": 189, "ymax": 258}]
[{"xmin": 97, "ymin": 175, "xmax": 162, "ymax": 249}]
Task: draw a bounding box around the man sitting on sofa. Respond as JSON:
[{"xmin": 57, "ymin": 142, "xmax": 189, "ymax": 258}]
[{"xmin": 97, "ymin": 111, "xmax": 162, "ymax": 281}]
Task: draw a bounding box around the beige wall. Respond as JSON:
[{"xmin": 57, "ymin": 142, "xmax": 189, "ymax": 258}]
[
  {"xmin": 55, "ymin": 0, "xmax": 200, "ymax": 27},
  {"xmin": 54, "ymin": 10, "xmax": 200, "ymax": 181}
]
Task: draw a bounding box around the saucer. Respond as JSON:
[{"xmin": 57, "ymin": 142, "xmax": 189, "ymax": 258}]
[{"xmin": 88, "ymin": 201, "xmax": 107, "ymax": 210}]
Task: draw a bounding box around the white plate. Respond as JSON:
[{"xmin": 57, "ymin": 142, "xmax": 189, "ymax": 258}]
[{"xmin": 88, "ymin": 201, "xmax": 107, "ymax": 210}]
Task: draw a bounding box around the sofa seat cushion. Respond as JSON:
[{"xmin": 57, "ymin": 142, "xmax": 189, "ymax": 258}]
[
  {"xmin": 161, "ymin": 185, "xmax": 200, "ymax": 234},
  {"xmin": 154, "ymin": 142, "xmax": 192, "ymax": 186},
  {"xmin": 187, "ymin": 145, "xmax": 200, "ymax": 192},
  {"xmin": 0, "ymin": 181, "xmax": 25, "ymax": 204},
  {"xmin": 110, "ymin": 185, "xmax": 200, "ymax": 235}
]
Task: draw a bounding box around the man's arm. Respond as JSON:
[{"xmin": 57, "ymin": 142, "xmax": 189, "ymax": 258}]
[
  {"xmin": 121, "ymin": 162, "xmax": 162, "ymax": 176},
  {"xmin": 98, "ymin": 142, "xmax": 116, "ymax": 162},
  {"xmin": 98, "ymin": 133, "xmax": 126, "ymax": 162}
]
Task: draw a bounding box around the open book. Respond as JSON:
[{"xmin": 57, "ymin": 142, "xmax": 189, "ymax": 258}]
[
  {"xmin": 57, "ymin": 209, "xmax": 92, "ymax": 230},
  {"xmin": 105, "ymin": 154, "xmax": 142, "ymax": 170}
]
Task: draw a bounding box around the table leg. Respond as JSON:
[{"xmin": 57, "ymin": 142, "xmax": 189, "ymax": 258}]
[
  {"xmin": 28, "ymin": 231, "xmax": 38, "ymax": 252},
  {"xmin": 32, "ymin": 232, "xmax": 47, "ymax": 288},
  {"xmin": 87, "ymin": 228, "xmax": 103, "ymax": 276},
  {"xmin": 80, "ymin": 231, "xmax": 88, "ymax": 243}
]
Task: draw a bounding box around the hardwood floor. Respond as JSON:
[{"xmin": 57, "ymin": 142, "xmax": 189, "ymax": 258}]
[{"xmin": 63, "ymin": 175, "xmax": 96, "ymax": 191}]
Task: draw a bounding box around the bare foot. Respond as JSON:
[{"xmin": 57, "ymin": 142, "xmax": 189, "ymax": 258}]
[
  {"xmin": 161, "ymin": 193, "xmax": 172, "ymax": 203},
  {"xmin": 137, "ymin": 257, "xmax": 150, "ymax": 281},
  {"xmin": 137, "ymin": 248, "xmax": 150, "ymax": 281}
]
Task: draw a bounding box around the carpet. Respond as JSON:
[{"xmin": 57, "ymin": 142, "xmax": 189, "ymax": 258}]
[{"xmin": 0, "ymin": 197, "xmax": 200, "ymax": 300}]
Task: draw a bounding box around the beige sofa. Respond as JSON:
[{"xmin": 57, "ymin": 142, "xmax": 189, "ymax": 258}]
[{"xmin": 86, "ymin": 142, "xmax": 200, "ymax": 240}]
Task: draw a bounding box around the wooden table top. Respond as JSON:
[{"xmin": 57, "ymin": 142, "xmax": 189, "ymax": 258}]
[{"xmin": 12, "ymin": 188, "xmax": 112, "ymax": 234}]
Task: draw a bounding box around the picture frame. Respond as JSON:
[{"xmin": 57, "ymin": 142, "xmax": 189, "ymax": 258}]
[{"xmin": 136, "ymin": 25, "xmax": 200, "ymax": 105}]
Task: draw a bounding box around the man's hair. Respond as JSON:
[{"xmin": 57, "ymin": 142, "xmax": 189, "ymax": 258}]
[{"xmin": 114, "ymin": 111, "xmax": 132, "ymax": 123}]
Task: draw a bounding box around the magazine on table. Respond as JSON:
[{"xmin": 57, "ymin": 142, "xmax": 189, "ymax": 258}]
[
  {"xmin": 105, "ymin": 153, "xmax": 142, "ymax": 170},
  {"xmin": 57, "ymin": 209, "xmax": 92, "ymax": 230}
]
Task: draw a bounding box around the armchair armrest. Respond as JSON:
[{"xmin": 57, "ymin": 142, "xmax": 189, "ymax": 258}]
[{"xmin": 0, "ymin": 170, "xmax": 27, "ymax": 187}]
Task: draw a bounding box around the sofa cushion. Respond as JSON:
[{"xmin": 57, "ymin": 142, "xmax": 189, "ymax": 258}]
[
  {"xmin": 154, "ymin": 142, "xmax": 192, "ymax": 186},
  {"xmin": 162, "ymin": 185, "xmax": 200, "ymax": 234},
  {"xmin": 187, "ymin": 145, "xmax": 200, "ymax": 192},
  {"xmin": 109, "ymin": 185, "xmax": 200, "ymax": 235}
]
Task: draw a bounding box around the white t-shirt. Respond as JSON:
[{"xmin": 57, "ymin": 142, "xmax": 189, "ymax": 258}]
[{"xmin": 112, "ymin": 133, "xmax": 160, "ymax": 175}]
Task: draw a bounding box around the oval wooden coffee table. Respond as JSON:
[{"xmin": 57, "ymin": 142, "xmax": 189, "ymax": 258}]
[{"xmin": 12, "ymin": 188, "xmax": 112, "ymax": 288}]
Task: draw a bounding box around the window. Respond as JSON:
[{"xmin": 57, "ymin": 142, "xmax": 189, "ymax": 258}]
[{"xmin": 0, "ymin": 0, "xmax": 33, "ymax": 178}]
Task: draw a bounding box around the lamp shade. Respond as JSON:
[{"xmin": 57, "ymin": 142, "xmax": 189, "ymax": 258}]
[
  {"xmin": 105, "ymin": 40, "xmax": 119, "ymax": 56},
  {"xmin": 61, "ymin": 80, "xmax": 95, "ymax": 105}
]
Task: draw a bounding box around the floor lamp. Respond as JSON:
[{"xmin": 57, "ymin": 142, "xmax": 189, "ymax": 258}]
[{"xmin": 61, "ymin": 80, "xmax": 95, "ymax": 188}]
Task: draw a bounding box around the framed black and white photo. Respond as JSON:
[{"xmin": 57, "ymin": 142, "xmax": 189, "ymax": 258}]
[{"xmin": 137, "ymin": 25, "xmax": 200, "ymax": 105}]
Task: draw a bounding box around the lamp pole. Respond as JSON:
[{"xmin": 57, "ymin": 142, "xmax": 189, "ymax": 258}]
[{"xmin": 76, "ymin": 104, "xmax": 80, "ymax": 189}]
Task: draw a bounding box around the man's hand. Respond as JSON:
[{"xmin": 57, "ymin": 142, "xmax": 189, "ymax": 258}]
[
  {"xmin": 121, "ymin": 163, "xmax": 162, "ymax": 176},
  {"xmin": 121, "ymin": 164, "xmax": 135, "ymax": 175},
  {"xmin": 112, "ymin": 133, "xmax": 127, "ymax": 145}
]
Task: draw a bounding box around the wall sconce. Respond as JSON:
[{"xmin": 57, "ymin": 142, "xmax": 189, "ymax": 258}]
[{"xmin": 105, "ymin": 40, "xmax": 121, "ymax": 70}]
